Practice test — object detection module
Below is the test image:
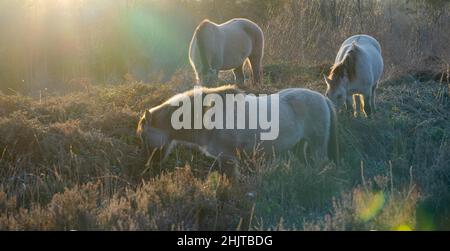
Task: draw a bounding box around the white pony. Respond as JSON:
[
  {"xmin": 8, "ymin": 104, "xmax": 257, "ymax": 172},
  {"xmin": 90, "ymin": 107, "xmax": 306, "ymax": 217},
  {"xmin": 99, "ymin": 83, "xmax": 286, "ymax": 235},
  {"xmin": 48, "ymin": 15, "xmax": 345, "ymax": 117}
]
[
  {"xmin": 137, "ymin": 85, "xmax": 339, "ymax": 178},
  {"xmin": 189, "ymin": 18, "xmax": 264, "ymax": 86},
  {"xmin": 324, "ymin": 34, "xmax": 384, "ymax": 116}
]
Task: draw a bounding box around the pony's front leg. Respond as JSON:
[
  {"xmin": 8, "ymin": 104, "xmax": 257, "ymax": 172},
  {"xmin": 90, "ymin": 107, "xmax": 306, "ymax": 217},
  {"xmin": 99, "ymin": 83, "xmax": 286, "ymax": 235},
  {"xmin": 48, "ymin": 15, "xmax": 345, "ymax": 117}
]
[
  {"xmin": 218, "ymin": 156, "xmax": 240, "ymax": 183},
  {"xmin": 355, "ymin": 95, "xmax": 366, "ymax": 115},
  {"xmin": 233, "ymin": 65, "xmax": 245, "ymax": 85},
  {"xmin": 211, "ymin": 70, "xmax": 219, "ymax": 84},
  {"xmin": 199, "ymin": 74, "xmax": 207, "ymax": 86},
  {"xmin": 345, "ymin": 95, "xmax": 355, "ymax": 115},
  {"xmin": 200, "ymin": 69, "xmax": 219, "ymax": 86}
]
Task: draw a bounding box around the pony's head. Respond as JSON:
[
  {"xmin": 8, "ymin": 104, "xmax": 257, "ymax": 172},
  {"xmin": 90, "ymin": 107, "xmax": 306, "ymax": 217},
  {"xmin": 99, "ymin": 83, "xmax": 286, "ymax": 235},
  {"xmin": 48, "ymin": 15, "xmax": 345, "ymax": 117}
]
[
  {"xmin": 324, "ymin": 46, "xmax": 357, "ymax": 110},
  {"xmin": 137, "ymin": 109, "xmax": 170, "ymax": 161},
  {"xmin": 324, "ymin": 74, "xmax": 348, "ymax": 110}
]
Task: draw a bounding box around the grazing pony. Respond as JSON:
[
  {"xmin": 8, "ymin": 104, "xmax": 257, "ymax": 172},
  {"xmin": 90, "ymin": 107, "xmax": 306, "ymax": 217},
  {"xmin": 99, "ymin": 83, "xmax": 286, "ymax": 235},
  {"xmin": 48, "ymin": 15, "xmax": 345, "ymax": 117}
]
[
  {"xmin": 324, "ymin": 34, "xmax": 384, "ymax": 116},
  {"xmin": 137, "ymin": 85, "xmax": 339, "ymax": 179},
  {"xmin": 189, "ymin": 18, "xmax": 264, "ymax": 86}
]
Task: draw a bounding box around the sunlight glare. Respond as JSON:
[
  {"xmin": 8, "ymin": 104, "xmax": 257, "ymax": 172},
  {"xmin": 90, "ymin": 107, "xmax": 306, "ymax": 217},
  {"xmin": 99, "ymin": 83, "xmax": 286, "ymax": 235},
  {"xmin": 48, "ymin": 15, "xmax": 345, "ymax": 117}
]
[
  {"xmin": 394, "ymin": 225, "xmax": 412, "ymax": 231},
  {"xmin": 355, "ymin": 191, "xmax": 385, "ymax": 222}
]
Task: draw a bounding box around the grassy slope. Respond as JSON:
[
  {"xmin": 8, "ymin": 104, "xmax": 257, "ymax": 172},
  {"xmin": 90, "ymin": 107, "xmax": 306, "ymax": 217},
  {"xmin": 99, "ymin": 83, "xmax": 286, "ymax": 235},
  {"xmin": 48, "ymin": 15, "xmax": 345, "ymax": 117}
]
[{"xmin": 0, "ymin": 65, "xmax": 449, "ymax": 230}]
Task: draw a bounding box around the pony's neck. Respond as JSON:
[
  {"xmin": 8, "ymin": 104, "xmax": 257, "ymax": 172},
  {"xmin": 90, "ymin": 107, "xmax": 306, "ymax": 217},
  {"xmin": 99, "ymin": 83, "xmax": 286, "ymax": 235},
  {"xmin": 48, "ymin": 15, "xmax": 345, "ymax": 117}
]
[
  {"xmin": 152, "ymin": 109, "xmax": 205, "ymax": 146},
  {"xmin": 170, "ymin": 128, "xmax": 210, "ymax": 147},
  {"xmin": 329, "ymin": 51, "xmax": 356, "ymax": 82}
]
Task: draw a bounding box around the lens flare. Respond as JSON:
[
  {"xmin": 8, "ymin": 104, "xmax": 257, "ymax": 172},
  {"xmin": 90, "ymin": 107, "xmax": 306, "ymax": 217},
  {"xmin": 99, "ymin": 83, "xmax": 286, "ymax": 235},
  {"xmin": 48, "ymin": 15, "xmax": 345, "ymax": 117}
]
[
  {"xmin": 394, "ymin": 224, "xmax": 412, "ymax": 231},
  {"xmin": 355, "ymin": 191, "xmax": 385, "ymax": 222}
]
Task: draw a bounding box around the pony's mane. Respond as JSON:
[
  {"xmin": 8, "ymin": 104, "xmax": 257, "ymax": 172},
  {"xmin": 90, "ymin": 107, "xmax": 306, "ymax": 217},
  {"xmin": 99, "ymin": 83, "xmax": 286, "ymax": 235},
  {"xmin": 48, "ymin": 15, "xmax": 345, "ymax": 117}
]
[
  {"xmin": 328, "ymin": 45, "xmax": 358, "ymax": 82},
  {"xmin": 165, "ymin": 85, "xmax": 242, "ymax": 105},
  {"xmin": 137, "ymin": 85, "xmax": 242, "ymax": 132},
  {"xmin": 147, "ymin": 85, "xmax": 243, "ymax": 114}
]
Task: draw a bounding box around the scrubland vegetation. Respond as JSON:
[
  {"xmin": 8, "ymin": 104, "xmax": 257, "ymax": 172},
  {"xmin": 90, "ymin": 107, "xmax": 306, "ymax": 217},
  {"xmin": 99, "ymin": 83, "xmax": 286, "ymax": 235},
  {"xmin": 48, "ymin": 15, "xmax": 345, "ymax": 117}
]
[{"xmin": 0, "ymin": 0, "xmax": 449, "ymax": 230}]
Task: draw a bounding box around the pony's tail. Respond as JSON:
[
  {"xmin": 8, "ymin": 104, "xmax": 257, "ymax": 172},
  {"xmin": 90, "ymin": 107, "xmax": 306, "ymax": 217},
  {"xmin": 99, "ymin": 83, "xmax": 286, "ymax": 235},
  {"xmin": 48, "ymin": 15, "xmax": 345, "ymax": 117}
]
[
  {"xmin": 195, "ymin": 20, "xmax": 212, "ymax": 76},
  {"xmin": 326, "ymin": 98, "xmax": 340, "ymax": 165}
]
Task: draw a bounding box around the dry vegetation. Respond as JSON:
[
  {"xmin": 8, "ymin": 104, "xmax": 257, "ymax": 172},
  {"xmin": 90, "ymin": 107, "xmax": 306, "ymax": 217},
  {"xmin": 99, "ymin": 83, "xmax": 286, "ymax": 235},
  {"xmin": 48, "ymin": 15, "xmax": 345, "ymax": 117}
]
[
  {"xmin": 0, "ymin": 0, "xmax": 449, "ymax": 230},
  {"xmin": 0, "ymin": 63, "xmax": 448, "ymax": 230}
]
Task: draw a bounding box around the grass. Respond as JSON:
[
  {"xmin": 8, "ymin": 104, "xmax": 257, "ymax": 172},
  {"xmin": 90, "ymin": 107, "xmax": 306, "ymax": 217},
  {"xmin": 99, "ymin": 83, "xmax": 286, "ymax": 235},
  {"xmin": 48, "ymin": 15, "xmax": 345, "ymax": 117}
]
[{"xmin": 0, "ymin": 64, "xmax": 449, "ymax": 230}]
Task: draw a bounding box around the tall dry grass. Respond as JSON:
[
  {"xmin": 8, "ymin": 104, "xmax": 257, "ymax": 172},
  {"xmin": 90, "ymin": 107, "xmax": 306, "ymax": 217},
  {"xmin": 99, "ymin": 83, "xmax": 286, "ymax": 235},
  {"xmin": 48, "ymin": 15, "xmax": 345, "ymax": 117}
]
[
  {"xmin": 0, "ymin": 64, "xmax": 448, "ymax": 230},
  {"xmin": 0, "ymin": 0, "xmax": 449, "ymax": 231},
  {"xmin": 263, "ymin": 0, "xmax": 450, "ymax": 79}
]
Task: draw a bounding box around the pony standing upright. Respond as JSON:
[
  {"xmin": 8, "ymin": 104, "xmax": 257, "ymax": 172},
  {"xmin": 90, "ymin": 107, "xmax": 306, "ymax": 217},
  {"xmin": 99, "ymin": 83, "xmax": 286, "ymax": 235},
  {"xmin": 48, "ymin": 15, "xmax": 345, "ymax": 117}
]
[
  {"xmin": 189, "ymin": 18, "xmax": 264, "ymax": 86},
  {"xmin": 324, "ymin": 34, "xmax": 384, "ymax": 116}
]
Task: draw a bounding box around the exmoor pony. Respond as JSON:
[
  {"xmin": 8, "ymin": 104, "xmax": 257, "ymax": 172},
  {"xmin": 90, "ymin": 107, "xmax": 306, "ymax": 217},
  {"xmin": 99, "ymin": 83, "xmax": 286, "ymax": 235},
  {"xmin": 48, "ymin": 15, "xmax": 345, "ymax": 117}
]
[
  {"xmin": 189, "ymin": 18, "xmax": 264, "ymax": 86},
  {"xmin": 137, "ymin": 85, "xmax": 339, "ymax": 178},
  {"xmin": 324, "ymin": 34, "xmax": 384, "ymax": 116}
]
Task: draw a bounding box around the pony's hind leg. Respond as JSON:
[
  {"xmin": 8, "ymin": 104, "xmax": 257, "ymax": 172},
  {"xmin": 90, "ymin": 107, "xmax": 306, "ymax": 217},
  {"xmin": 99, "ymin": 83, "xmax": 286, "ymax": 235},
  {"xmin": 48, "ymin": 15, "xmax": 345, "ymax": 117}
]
[
  {"xmin": 354, "ymin": 95, "xmax": 364, "ymax": 114},
  {"xmin": 233, "ymin": 64, "xmax": 245, "ymax": 85},
  {"xmin": 293, "ymin": 140, "xmax": 310, "ymax": 166},
  {"xmin": 304, "ymin": 134, "xmax": 329, "ymax": 167},
  {"xmin": 370, "ymin": 84, "xmax": 377, "ymax": 113},
  {"xmin": 346, "ymin": 94, "xmax": 355, "ymax": 116},
  {"xmin": 249, "ymin": 54, "xmax": 263, "ymax": 86},
  {"xmin": 363, "ymin": 95, "xmax": 373, "ymax": 117},
  {"xmin": 310, "ymin": 142, "xmax": 329, "ymax": 168}
]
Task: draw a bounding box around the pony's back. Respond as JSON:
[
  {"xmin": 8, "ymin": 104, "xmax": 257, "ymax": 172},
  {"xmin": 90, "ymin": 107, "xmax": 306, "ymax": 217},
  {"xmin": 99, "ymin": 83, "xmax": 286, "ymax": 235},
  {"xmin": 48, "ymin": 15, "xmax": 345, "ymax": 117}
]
[
  {"xmin": 335, "ymin": 34, "xmax": 383, "ymax": 84},
  {"xmin": 189, "ymin": 18, "xmax": 264, "ymax": 86},
  {"xmin": 336, "ymin": 35, "xmax": 381, "ymax": 63},
  {"xmin": 341, "ymin": 34, "xmax": 381, "ymax": 53}
]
